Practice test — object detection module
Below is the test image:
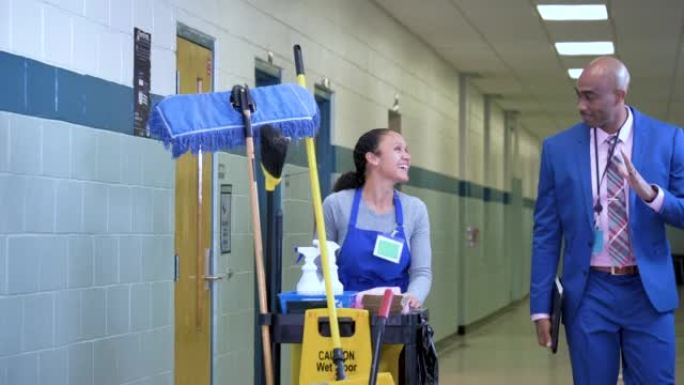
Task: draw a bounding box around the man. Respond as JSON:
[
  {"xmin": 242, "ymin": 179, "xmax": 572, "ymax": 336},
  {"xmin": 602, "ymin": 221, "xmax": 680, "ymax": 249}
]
[{"xmin": 530, "ymin": 56, "xmax": 684, "ymax": 384}]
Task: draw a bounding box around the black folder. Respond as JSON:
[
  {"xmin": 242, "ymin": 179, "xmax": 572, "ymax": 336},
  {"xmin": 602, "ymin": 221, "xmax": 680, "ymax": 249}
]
[{"xmin": 550, "ymin": 276, "xmax": 563, "ymax": 354}]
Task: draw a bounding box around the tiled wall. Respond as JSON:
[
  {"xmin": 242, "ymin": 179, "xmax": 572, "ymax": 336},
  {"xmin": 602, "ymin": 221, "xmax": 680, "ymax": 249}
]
[
  {"xmin": 0, "ymin": 111, "xmax": 174, "ymax": 385},
  {"xmin": 0, "ymin": 0, "xmax": 175, "ymax": 96}
]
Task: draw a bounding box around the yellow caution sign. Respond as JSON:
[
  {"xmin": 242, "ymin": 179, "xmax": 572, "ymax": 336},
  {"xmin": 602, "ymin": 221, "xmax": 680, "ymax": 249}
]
[{"xmin": 299, "ymin": 308, "xmax": 371, "ymax": 384}]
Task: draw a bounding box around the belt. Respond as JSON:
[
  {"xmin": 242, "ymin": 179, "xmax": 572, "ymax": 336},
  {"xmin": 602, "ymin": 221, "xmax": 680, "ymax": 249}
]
[{"xmin": 591, "ymin": 265, "xmax": 639, "ymax": 276}]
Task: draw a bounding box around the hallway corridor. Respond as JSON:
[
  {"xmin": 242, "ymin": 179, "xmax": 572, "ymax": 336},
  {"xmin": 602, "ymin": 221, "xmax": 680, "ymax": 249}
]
[{"xmin": 438, "ymin": 294, "xmax": 684, "ymax": 384}]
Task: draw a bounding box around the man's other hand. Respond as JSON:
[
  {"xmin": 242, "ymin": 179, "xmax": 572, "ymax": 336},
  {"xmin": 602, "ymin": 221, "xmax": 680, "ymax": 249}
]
[{"xmin": 535, "ymin": 318, "xmax": 552, "ymax": 348}]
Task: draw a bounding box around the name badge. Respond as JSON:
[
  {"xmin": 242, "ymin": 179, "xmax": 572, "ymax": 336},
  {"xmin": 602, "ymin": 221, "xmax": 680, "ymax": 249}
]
[
  {"xmin": 593, "ymin": 228, "xmax": 604, "ymax": 253},
  {"xmin": 373, "ymin": 234, "xmax": 404, "ymax": 264}
]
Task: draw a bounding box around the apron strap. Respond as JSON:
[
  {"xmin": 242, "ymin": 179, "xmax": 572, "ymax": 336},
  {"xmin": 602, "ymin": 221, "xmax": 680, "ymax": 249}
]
[
  {"xmin": 393, "ymin": 190, "xmax": 404, "ymax": 227},
  {"xmin": 349, "ymin": 188, "xmax": 363, "ymax": 229}
]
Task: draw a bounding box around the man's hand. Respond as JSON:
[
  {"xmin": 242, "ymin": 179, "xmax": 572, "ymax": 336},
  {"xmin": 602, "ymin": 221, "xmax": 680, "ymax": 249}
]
[
  {"xmin": 619, "ymin": 149, "xmax": 657, "ymax": 202},
  {"xmin": 535, "ymin": 318, "xmax": 552, "ymax": 348}
]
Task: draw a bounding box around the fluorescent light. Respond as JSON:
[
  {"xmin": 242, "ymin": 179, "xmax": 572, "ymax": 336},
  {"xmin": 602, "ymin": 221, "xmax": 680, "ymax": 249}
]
[
  {"xmin": 537, "ymin": 5, "xmax": 608, "ymax": 21},
  {"xmin": 555, "ymin": 41, "xmax": 614, "ymax": 56},
  {"xmin": 567, "ymin": 68, "xmax": 583, "ymax": 79}
]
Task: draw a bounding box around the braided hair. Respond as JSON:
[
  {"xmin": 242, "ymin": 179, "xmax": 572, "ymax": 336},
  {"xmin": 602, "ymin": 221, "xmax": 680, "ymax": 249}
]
[{"xmin": 333, "ymin": 128, "xmax": 392, "ymax": 192}]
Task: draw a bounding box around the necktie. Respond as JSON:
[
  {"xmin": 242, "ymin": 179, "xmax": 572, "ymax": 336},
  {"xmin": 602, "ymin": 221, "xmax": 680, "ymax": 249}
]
[{"xmin": 606, "ymin": 137, "xmax": 630, "ymax": 266}]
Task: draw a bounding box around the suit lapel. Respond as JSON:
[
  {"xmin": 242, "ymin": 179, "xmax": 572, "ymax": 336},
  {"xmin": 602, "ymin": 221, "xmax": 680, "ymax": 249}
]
[
  {"xmin": 629, "ymin": 107, "xmax": 645, "ymax": 214},
  {"xmin": 575, "ymin": 125, "xmax": 594, "ymax": 228}
]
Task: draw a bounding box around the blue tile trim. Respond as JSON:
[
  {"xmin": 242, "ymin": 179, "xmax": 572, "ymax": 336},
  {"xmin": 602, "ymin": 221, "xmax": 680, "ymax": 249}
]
[
  {"xmin": 0, "ymin": 51, "xmax": 537, "ymax": 208},
  {"xmin": 0, "ymin": 50, "xmax": 164, "ymax": 135},
  {"xmin": 334, "ymin": 146, "xmax": 521, "ymax": 204}
]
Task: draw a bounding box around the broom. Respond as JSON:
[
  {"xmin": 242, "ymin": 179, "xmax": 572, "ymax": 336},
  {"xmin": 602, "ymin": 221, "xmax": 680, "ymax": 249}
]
[{"xmin": 260, "ymin": 124, "xmax": 289, "ymax": 384}]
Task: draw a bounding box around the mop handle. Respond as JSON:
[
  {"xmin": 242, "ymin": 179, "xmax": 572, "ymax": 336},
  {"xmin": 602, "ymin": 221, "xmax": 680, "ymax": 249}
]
[{"xmin": 294, "ymin": 44, "xmax": 346, "ymax": 381}]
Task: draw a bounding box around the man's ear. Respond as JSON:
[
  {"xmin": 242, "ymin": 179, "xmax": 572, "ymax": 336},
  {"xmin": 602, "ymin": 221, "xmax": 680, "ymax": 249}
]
[{"xmin": 615, "ymin": 89, "xmax": 627, "ymax": 104}]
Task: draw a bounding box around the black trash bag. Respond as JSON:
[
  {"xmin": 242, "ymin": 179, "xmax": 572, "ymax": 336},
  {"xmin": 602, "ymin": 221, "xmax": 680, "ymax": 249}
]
[{"xmin": 416, "ymin": 313, "xmax": 438, "ymax": 384}]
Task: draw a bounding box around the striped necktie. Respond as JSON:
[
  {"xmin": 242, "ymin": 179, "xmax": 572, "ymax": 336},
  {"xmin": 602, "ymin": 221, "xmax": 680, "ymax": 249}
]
[{"xmin": 606, "ymin": 136, "xmax": 631, "ymax": 266}]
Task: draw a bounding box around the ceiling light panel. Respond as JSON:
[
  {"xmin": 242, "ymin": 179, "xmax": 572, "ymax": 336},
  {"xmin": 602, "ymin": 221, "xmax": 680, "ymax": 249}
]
[
  {"xmin": 537, "ymin": 5, "xmax": 608, "ymax": 21},
  {"xmin": 555, "ymin": 41, "xmax": 614, "ymax": 55},
  {"xmin": 567, "ymin": 68, "xmax": 583, "ymax": 79}
]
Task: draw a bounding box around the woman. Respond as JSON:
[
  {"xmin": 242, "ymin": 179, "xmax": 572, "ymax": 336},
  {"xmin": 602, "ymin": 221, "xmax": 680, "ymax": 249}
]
[{"xmin": 323, "ymin": 128, "xmax": 432, "ymax": 309}]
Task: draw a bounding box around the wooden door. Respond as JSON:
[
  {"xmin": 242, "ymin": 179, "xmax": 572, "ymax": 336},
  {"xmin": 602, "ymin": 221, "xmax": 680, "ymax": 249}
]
[{"xmin": 175, "ymin": 36, "xmax": 213, "ymax": 385}]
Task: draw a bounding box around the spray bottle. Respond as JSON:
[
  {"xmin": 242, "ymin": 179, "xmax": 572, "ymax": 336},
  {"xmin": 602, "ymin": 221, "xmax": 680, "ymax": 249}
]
[{"xmin": 295, "ymin": 245, "xmax": 324, "ymax": 295}]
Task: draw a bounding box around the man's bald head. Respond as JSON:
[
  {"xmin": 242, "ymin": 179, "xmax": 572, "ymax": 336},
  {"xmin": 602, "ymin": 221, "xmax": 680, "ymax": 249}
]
[
  {"xmin": 583, "ymin": 56, "xmax": 631, "ymax": 93},
  {"xmin": 575, "ymin": 57, "xmax": 630, "ymax": 133}
]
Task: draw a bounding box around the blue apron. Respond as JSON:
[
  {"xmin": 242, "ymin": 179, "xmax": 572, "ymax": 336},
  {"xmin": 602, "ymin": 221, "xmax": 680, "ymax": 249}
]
[{"xmin": 337, "ymin": 188, "xmax": 411, "ymax": 292}]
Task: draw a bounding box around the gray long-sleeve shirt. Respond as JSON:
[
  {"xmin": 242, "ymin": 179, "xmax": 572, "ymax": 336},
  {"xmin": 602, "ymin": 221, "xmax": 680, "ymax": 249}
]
[{"xmin": 322, "ymin": 188, "xmax": 432, "ymax": 303}]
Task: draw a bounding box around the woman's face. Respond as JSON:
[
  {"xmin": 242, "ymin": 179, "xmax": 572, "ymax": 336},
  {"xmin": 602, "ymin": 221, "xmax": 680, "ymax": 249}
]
[{"xmin": 367, "ymin": 131, "xmax": 411, "ymax": 183}]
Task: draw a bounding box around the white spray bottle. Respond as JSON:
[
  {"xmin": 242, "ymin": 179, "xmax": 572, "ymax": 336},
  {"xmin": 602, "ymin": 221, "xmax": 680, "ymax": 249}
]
[
  {"xmin": 295, "ymin": 245, "xmax": 325, "ymax": 295},
  {"xmin": 313, "ymin": 239, "xmax": 344, "ymax": 295}
]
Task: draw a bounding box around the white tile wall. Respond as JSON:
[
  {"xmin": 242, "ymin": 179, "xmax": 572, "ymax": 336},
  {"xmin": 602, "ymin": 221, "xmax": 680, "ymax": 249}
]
[
  {"xmin": 38, "ymin": 348, "xmax": 68, "ymax": 385},
  {"xmin": 84, "ymin": 0, "xmax": 107, "ymax": 26},
  {"xmin": 133, "ymin": 0, "xmax": 153, "ymax": 36},
  {"xmin": 42, "ymin": 121, "xmax": 72, "ymax": 178},
  {"xmin": 7, "ymin": 353, "xmax": 38, "ymax": 385},
  {"xmin": 0, "ymin": 0, "xmax": 10, "ymax": 51},
  {"xmin": 55, "ymin": 181, "xmax": 83, "ymax": 233},
  {"xmin": 0, "ymin": 113, "xmax": 8, "ymax": 173},
  {"xmin": 22, "ymin": 293, "xmax": 55, "ymax": 351},
  {"xmin": 67, "ymin": 236, "xmax": 93, "ymax": 288},
  {"xmin": 97, "ymin": 29, "xmax": 122, "ymax": 83},
  {"xmin": 0, "ymin": 111, "xmax": 174, "ymax": 384},
  {"xmin": 80, "ymin": 287, "xmax": 106, "ymax": 339},
  {"xmin": 106, "ymin": 285, "xmax": 130, "ymax": 335},
  {"xmin": 94, "ymin": 236, "xmax": 119, "ymax": 285},
  {"xmin": 11, "ymin": 0, "xmax": 43, "ymax": 60},
  {"xmin": 130, "ymin": 283, "xmax": 150, "ymax": 331},
  {"xmin": 96, "ymin": 131, "xmax": 122, "ymax": 184},
  {"xmin": 0, "ymin": 297, "xmax": 22, "ymax": 355},
  {"xmin": 68, "ymin": 342, "xmax": 93, "ymax": 385},
  {"xmin": 38, "ymin": 236, "xmax": 68, "ymax": 291},
  {"xmin": 0, "ymin": 175, "xmax": 24, "ymax": 234},
  {"xmin": 70, "ymin": 125, "xmax": 97, "ymax": 180},
  {"xmin": 0, "ymin": 236, "xmax": 5, "ymax": 295},
  {"xmin": 24, "ymin": 178, "xmax": 56, "ymax": 233},
  {"xmin": 7, "ymin": 237, "xmax": 41, "ymax": 294},
  {"xmin": 150, "ymin": 47, "xmax": 175, "ymax": 96},
  {"xmin": 108, "ymin": 0, "xmax": 132, "ymax": 33},
  {"xmin": 83, "ymin": 183, "xmax": 108, "ymax": 233},
  {"xmin": 45, "ymin": 0, "xmax": 84, "ymax": 15},
  {"xmin": 44, "ymin": 4, "xmax": 73, "ymax": 67},
  {"xmin": 54, "ymin": 289, "xmax": 81, "ymax": 345},
  {"xmin": 10, "ymin": 115, "xmax": 42, "ymax": 176},
  {"xmin": 72, "ymin": 17, "xmax": 100, "ymax": 75},
  {"xmin": 153, "ymin": 0, "xmax": 175, "ymax": 50},
  {"xmin": 121, "ymin": 33, "xmax": 133, "ymax": 87}
]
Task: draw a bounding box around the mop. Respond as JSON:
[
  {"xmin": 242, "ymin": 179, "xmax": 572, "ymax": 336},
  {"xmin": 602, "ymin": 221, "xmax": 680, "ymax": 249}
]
[{"xmin": 149, "ymin": 82, "xmax": 319, "ymax": 385}]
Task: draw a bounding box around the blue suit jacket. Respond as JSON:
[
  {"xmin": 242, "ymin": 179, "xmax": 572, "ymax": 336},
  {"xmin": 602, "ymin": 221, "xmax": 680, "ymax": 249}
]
[{"xmin": 530, "ymin": 108, "xmax": 684, "ymax": 323}]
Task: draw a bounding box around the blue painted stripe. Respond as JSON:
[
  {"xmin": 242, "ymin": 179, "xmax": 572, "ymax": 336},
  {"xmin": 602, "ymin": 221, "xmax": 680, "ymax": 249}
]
[
  {"xmin": 0, "ymin": 50, "xmax": 163, "ymax": 135},
  {"xmin": 0, "ymin": 50, "xmax": 536, "ymax": 207}
]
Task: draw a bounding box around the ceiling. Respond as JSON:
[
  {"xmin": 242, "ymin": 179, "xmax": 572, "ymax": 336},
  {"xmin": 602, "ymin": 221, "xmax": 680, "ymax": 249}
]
[{"xmin": 373, "ymin": 0, "xmax": 684, "ymax": 139}]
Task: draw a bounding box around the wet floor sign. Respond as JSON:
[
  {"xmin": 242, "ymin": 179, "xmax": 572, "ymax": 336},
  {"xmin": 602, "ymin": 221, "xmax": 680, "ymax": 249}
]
[{"xmin": 298, "ymin": 308, "xmax": 394, "ymax": 385}]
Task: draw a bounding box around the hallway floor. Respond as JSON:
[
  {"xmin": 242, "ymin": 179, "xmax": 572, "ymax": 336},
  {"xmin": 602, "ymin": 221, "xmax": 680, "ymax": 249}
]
[{"xmin": 437, "ymin": 293, "xmax": 684, "ymax": 384}]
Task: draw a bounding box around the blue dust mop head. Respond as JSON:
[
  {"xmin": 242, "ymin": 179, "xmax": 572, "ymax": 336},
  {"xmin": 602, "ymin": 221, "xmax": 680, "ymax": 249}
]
[{"xmin": 148, "ymin": 83, "xmax": 319, "ymax": 158}]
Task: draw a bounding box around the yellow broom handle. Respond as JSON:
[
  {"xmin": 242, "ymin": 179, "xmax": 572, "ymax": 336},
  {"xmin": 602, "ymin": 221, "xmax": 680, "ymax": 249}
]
[{"xmin": 296, "ymin": 74, "xmax": 343, "ymax": 351}]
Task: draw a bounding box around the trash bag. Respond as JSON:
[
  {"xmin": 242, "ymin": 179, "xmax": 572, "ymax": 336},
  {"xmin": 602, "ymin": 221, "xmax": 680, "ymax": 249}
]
[{"xmin": 416, "ymin": 312, "xmax": 438, "ymax": 384}]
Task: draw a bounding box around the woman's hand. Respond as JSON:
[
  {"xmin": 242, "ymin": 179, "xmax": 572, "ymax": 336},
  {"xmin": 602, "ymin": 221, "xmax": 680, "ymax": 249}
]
[{"xmin": 404, "ymin": 293, "xmax": 422, "ymax": 309}]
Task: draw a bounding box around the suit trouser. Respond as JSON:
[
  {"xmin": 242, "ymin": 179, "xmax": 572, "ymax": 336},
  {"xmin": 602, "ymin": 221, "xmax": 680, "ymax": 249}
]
[{"xmin": 565, "ymin": 270, "xmax": 675, "ymax": 385}]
